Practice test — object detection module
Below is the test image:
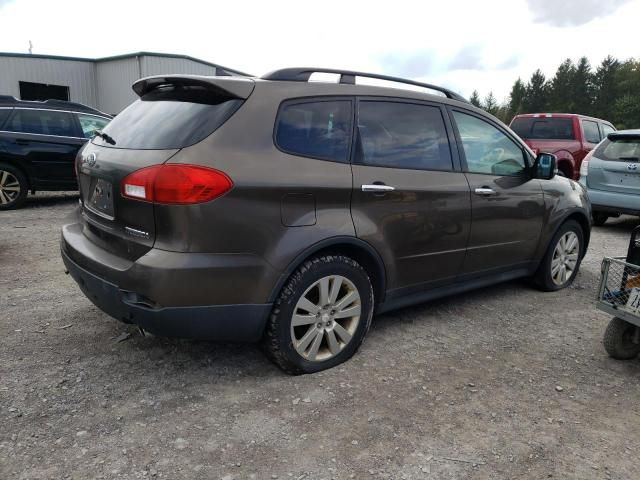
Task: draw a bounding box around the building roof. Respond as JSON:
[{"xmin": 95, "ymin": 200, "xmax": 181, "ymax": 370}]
[{"xmin": 0, "ymin": 51, "xmax": 252, "ymax": 77}]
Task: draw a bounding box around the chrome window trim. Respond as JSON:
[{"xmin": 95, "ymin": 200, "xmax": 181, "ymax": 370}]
[{"xmin": 0, "ymin": 130, "xmax": 87, "ymax": 140}]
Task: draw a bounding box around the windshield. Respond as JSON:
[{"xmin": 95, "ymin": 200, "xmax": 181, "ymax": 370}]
[
  {"xmin": 94, "ymin": 85, "xmax": 243, "ymax": 150},
  {"xmin": 511, "ymin": 117, "xmax": 575, "ymax": 140}
]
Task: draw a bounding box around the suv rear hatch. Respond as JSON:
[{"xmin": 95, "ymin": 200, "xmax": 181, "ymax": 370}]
[
  {"xmin": 77, "ymin": 75, "xmax": 254, "ymax": 261},
  {"xmin": 586, "ymin": 132, "xmax": 640, "ymax": 194}
]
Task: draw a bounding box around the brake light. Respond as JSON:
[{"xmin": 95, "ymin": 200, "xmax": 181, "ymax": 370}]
[
  {"xmin": 121, "ymin": 164, "xmax": 233, "ymax": 204},
  {"xmin": 580, "ymin": 150, "xmax": 594, "ymax": 177}
]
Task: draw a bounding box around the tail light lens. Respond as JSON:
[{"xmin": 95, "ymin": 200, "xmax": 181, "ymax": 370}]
[
  {"xmin": 122, "ymin": 164, "xmax": 233, "ymax": 204},
  {"xmin": 579, "ymin": 150, "xmax": 594, "ymax": 177}
]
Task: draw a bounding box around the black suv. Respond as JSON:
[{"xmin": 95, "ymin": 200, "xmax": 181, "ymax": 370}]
[
  {"xmin": 61, "ymin": 69, "xmax": 591, "ymax": 374},
  {"xmin": 0, "ymin": 96, "xmax": 111, "ymax": 209}
]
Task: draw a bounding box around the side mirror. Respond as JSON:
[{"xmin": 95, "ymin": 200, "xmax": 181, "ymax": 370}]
[{"xmin": 534, "ymin": 153, "xmax": 556, "ymax": 180}]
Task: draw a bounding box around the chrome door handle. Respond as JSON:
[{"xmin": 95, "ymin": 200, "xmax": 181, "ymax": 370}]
[
  {"xmin": 362, "ymin": 184, "xmax": 395, "ymax": 192},
  {"xmin": 474, "ymin": 187, "xmax": 496, "ymax": 196}
]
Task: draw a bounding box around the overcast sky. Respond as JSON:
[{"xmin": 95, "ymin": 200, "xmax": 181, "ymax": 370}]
[{"xmin": 0, "ymin": 0, "xmax": 638, "ymax": 101}]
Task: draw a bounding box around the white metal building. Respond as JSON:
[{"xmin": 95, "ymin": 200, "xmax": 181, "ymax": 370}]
[{"xmin": 0, "ymin": 51, "xmax": 249, "ymax": 115}]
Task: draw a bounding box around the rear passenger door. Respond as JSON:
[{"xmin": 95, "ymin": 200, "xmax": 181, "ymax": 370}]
[
  {"xmin": 350, "ymin": 99, "xmax": 471, "ymax": 297},
  {"xmin": 581, "ymin": 119, "xmax": 602, "ymax": 152},
  {"xmin": 450, "ymin": 109, "xmax": 545, "ymax": 276},
  {"xmin": 2, "ymin": 108, "xmax": 85, "ymax": 187}
]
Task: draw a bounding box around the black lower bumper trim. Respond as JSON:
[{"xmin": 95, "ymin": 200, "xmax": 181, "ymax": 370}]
[{"xmin": 62, "ymin": 249, "xmax": 271, "ymax": 342}]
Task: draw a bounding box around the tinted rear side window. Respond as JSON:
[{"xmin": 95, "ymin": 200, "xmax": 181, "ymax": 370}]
[
  {"xmin": 510, "ymin": 117, "xmax": 575, "ymax": 140},
  {"xmin": 582, "ymin": 120, "xmax": 601, "ymax": 144},
  {"xmin": 275, "ymin": 100, "xmax": 352, "ymax": 162},
  {"xmin": 5, "ymin": 109, "xmax": 77, "ymax": 137},
  {"xmin": 601, "ymin": 124, "xmax": 615, "ymax": 137},
  {"xmin": 594, "ymin": 137, "xmax": 640, "ymax": 161},
  {"xmin": 0, "ymin": 109, "xmax": 11, "ymax": 129},
  {"xmin": 356, "ymin": 101, "xmax": 452, "ymax": 171},
  {"xmin": 95, "ymin": 86, "xmax": 243, "ymax": 149}
]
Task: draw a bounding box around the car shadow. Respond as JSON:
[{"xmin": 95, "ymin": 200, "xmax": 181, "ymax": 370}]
[
  {"xmin": 24, "ymin": 192, "xmax": 79, "ymax": 208},
  {"xmin": 595, "ymin": 215, "xmax": 640, "ymax": 232}
]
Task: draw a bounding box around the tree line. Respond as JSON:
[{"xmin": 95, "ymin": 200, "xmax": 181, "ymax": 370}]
[{"xmin": 469, "ymin": 56, "xmax": 640, "ymax": 129}]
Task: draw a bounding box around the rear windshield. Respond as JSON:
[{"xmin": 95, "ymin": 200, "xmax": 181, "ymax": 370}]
[
  {"xmin": 594, "ymin": 137, "xmax": 640, "ymax": 161},
  {"xmin": 94, "ymin": 85, "xmax": 243, "ymax": 149},
  {"xmin": 510, "ymin": 117, "xmax": 575, "ymax": 140}
]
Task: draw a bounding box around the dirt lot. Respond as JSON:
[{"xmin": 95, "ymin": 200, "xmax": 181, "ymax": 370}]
[{"xmin": 1, "ymin": 192, "xmax": 639, "ymax": 480}]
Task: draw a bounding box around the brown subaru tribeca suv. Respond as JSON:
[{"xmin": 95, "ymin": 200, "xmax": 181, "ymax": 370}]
[{"xmin": 61, "ymin": 68, "xmax": 591, "ymax": 374}]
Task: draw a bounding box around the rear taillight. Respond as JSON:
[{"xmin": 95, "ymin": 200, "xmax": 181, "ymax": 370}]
[
  {"xmin": 580, "ymin": 150, "xmax": 594, "ymax": 177},
  {"xmin": 121, "ymin": 164, "xmax": 233, "ymax": 204}
]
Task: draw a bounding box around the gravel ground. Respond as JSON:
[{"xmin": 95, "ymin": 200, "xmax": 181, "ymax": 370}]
[{"xmin": 1, "ymin": 192, "xmax": 639, "ymax": 480}]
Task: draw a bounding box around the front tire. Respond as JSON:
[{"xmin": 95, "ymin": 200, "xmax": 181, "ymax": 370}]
[
  {"xmin": 534, "ymin": 220, "xmax": 584, "ymax": 291},
  {"xmin": 603, "ymin": 317, "xmax": 640, "ymax": 360},
  {"xmin": 0, "ymin": 163, "xmax": 28, "ymax": 210},
  {"xmin": 263, "ymin": 255, "xmax": 374, "ymax": 375}
]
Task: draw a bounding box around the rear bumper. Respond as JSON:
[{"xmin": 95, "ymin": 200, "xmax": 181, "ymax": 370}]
[
  {"xmin": 61, "ymin": 222, "xmax": 274, "ymax": 341},
  {"xmin": 585, "ymin": 185, "xmax": 640, "ymax": 215}
]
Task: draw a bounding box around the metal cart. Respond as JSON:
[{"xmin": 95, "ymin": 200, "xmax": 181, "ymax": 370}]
[{"xmin": 597, "ymin": 226, "xmax": 640, "ymax": 359}]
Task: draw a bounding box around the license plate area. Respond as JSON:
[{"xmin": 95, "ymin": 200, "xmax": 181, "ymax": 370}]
[{"xmin": 86, "ymin": 177, "xmax": 115, "ymax": 219}]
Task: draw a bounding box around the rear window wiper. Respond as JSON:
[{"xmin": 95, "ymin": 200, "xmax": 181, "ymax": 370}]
[
  {"xmin": 619, "ymin": 156, "xmax": 639, "ymax": 161},
  {"xmin": 95, "ymin": 130, "xmax": 116, "ymax": 145}
]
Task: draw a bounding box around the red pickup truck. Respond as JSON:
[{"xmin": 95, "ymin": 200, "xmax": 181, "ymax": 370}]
[{"xmin": 510, "ymin": 113, "xmax": 616, "ymax": 179}]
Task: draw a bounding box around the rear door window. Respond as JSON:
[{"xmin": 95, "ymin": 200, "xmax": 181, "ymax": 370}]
[
  {"xmin": 601, "ymin": 124, "xmax": 615, "ymax": 137},
  {"xmin": 510, "ymin": 117, "xmax": 575, "ymax": 140},
  {"xmin": 5, "ymin": 109, "xmax": 77, "ymax": 137},
  {"xmin": 356, "ymin": 101, "xmax": 452, "ymax": 171},
  {"xmin": 275, "ymin": 99, "xmax": 353, "ymax": 162},
  {"xmin": 95, "ymin": 85, "xmax": 244, "ymax": 149},
  {"xmin": 582, "ymin": 120, "xmax": 601, "ymax": 144}
]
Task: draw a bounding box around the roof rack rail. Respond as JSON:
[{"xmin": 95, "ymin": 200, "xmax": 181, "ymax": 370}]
[
  {"xmin": 261, "ymin": 67, "xmax": 468, "ymax": 103},
  {"xmin": 0, "ymin": 96, "xmax": 111, "ymax": 117}
]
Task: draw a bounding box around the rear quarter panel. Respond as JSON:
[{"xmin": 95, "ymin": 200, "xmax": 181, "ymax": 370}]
[{"xmin": 153, "ymin": 81, "xmax": 356, "ymax": 275}]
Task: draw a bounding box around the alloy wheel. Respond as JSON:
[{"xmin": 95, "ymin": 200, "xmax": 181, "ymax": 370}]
[
  {"xmin": 0, "ymin": 170, "xmax": 21, "ymax": 206},
  {"xmin": 551, "ymin": 231, "xmax": 579, "ymax": 286},
  {"xmin": 290, "ymin": 275, "xmax": 361, "ymax": 362}
]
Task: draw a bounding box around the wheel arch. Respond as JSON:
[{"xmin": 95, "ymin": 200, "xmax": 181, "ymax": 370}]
[
  {"xmin": 0, "ymin": 159, "xmax": 31, "ymax": 189},
  {"xmin": 564, "ymin": 210, "xmax": 591, "ymax": 256},
  {"xmin": 553, "ymin": 151, "xmax": 576, "ymax": 178},
  {"xmin": 267, "ymin": 236, "xmax": 387, "ymax": 306}
]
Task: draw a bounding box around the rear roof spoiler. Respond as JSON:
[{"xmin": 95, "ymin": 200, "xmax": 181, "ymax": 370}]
[
  {"xmin": 608, "ymin": 131, "xmax": 640, "ymax": 141},
  {"xmin": 132, "ymin": 75, "xmax": 255, "ymax": 99}
]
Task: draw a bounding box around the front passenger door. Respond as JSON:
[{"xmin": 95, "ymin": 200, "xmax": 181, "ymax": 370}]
[{"xmin": 451, "ymin": 109, "xmax": 545, "ymax": 277}]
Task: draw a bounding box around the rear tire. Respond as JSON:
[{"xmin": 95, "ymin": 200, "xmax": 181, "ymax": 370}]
[
  {"xmin": 0, "ymin": 162, "xmax": 28, "ymax": 210},
  {"xmin": 534, "ymin": 220, "xmax": 584, "ymax": 291},
  {"xmin": 592, "ymin": 212, "xmax": 609, "ymax": 226},
  {"xmin": 263, "ymin": 255, "xmax": 374, "ymax": 375},
  {"xmin": 603, "ymin": 317, "xmax": 640, "ymax": 360}
]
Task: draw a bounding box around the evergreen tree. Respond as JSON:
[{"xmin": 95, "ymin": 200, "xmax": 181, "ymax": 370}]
[
  {"xmin": 469, "ymin": 90, "xmax": 482, "ymax": 107},
  {"xmin": 483, "ymin": 91, "xmax": 499, "ymax": 115},
  {"xmin": 507, "ymin": 78, "xmax": 526, "ymax": 121},
  {"xmin": 548, "ymin": 59, "xmax": 576, "ymax": 113},
  {"xmin": 572, "ymin": 57, "xmax": 594, "ymax": 115},
  {"xmin": 593, "ymin": 55, "xmax": 620, "ymax": 120},
  {"xmin": 523, "ymin": 69, "xmax": 548, "ymax": 113},
  {"xmin": 613, "ymin": 94, "xmax": 640, "ymax": 130},
  {"xmin": 613, "ymin": 60, "xmax": 640, "ymax": 127}
]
